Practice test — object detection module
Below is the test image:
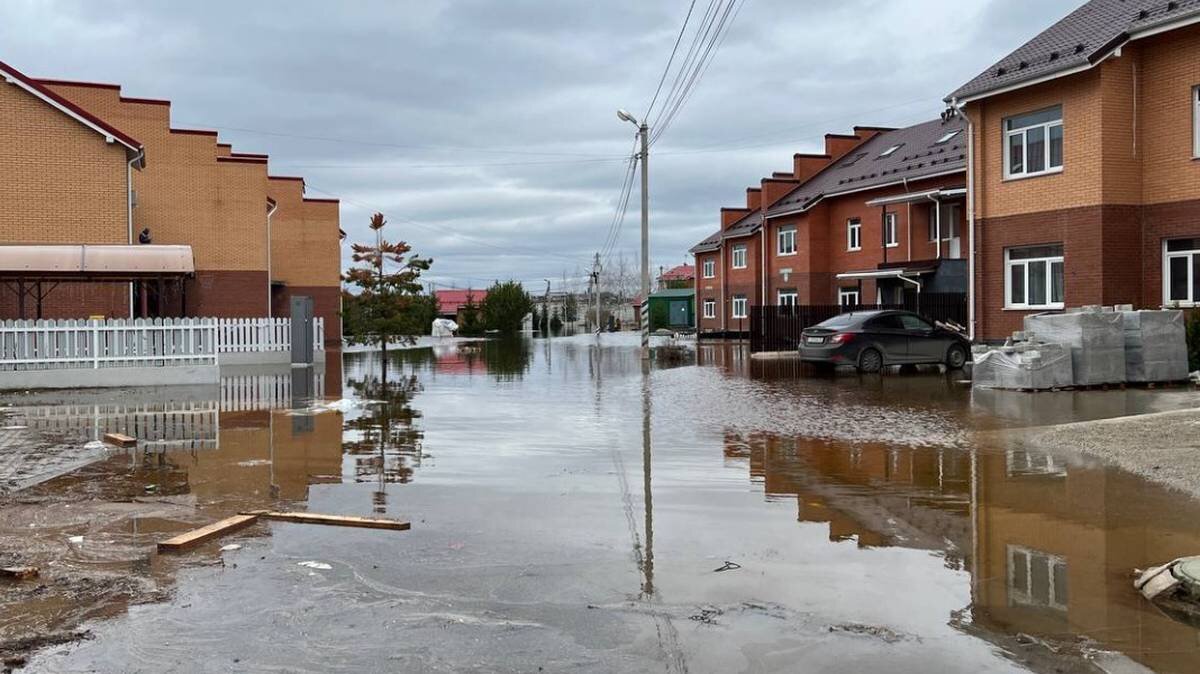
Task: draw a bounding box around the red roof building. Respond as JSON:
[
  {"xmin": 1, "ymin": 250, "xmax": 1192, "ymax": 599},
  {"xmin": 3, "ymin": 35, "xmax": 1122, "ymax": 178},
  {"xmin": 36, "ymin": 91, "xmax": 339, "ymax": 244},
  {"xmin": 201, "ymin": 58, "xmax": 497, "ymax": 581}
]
[
  {"xmin": 435, "ymin": 289, "xmax": 487, "ymax": 319},
  {"xmin": 659, "ymin": 264, "xmax": 695, "ymax": 285}
]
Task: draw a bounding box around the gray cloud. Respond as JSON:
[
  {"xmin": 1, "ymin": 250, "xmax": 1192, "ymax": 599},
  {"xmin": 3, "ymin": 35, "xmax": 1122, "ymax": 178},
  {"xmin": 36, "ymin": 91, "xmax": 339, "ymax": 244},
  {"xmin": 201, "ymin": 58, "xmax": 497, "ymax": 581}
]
[{"xmin": 1, "ymin": 0, "xmax": 1080, "ymax": 291}]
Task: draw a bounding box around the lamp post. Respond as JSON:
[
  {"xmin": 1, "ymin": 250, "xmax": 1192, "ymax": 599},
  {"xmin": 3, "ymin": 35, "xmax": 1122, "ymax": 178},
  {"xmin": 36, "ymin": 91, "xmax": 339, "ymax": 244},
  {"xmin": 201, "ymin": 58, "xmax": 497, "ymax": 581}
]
[{"xmin": 617, "ymin": 109, "xmax": 650, "ymax": 360}]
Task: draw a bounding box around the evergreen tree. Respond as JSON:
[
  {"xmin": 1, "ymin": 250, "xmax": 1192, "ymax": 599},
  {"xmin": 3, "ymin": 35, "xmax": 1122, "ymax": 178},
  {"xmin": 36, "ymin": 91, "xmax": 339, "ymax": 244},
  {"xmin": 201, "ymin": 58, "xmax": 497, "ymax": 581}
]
[{"xmin": 342, "ymin": 212, "xmax": 431, "ymax": 382}]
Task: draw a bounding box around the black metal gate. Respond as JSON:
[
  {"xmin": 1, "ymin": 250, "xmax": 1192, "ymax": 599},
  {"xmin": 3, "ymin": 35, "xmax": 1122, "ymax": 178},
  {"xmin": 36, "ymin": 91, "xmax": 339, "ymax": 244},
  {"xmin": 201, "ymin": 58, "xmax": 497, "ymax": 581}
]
[{"xmin": 749, "ymin": 292, "xmax": 968, "ymax": 353}]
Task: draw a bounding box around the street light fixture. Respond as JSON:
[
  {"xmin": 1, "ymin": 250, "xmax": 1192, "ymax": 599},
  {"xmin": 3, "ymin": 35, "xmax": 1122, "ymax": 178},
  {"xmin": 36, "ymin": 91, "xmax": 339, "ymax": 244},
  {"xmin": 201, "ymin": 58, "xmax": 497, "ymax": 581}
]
[{"xmin": 617, "ymin": 109, "xmax": 650, "ymax": 360}]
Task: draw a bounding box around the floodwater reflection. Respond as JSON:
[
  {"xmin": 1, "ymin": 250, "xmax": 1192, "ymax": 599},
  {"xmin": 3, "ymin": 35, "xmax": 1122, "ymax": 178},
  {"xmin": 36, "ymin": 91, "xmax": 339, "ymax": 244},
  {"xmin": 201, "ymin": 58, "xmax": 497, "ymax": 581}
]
[{"xmin": 8, "ymin": 336, "xmax": 1200, "ymax": 673}]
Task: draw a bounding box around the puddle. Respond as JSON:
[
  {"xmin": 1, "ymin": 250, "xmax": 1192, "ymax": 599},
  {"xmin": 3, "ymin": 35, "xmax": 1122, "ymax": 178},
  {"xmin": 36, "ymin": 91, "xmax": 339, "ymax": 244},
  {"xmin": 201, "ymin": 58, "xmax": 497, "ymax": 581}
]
[{"xmin": 0, "ymin": 337, "xmax": 1198, "ymax": 672}]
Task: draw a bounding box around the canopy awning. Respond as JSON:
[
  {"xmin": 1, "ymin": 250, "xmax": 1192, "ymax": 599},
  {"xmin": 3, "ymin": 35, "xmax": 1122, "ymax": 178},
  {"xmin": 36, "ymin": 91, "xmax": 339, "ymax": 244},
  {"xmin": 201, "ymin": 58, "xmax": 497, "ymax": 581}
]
[
  {"xmin": 836, "ymin": 265, "xmax": 938, "ymax": 290},
  {"xmin": 0, "ymin": 245, "xmax": 195, "ymax": 281},
  {"xmin": 865, "ymin": 187, "xmax": 966, "ymax": 207}
]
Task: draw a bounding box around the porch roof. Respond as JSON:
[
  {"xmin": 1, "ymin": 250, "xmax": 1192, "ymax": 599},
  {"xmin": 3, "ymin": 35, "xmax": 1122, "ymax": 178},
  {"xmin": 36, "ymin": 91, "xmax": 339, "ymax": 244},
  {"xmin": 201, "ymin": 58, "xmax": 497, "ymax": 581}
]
[{"xmin": 0, "ymin": 245, "xmax": 195, "ymax": 281}]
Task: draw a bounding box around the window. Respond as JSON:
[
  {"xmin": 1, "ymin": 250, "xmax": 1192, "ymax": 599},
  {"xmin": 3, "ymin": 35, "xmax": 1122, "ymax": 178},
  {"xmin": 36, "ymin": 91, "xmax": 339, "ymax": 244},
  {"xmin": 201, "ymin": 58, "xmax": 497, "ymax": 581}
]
[
  {"xmin": 777, "ymin": 226, "xmax": 797, "ymax": 255},
  {"xmin": 847, "ymin": 219, "xmax": 862, "ymax": 251},
  {"xmin": 1194, "ymin": 87, "xmax": 1200, "ymax": 158},
  {"xmin": 840, "ymin": 152, "xmax": 868, "ymax": 168},
  {"xmin": 731, "ymin": 295, "xmax": 748, "ymax": 319},
  {"xmin": 839, "ymin": 288, "xmax": 860, "ymax": 307},
  {"xmin": 1164, "ymin": 238, "xmax": 1200, "ymax": 306},
  {"xmin": 929, "ymin": 203, "xmax": 961, "ymax": 242},
  {"xmin": 878, "ymin": 144, "xmax": 903, "ymax": 158},
  {"xmin": 731, "ymin": 244, "xmax": 747, "ymax": 269},
  {"xmin": 1008, "ymin": 546, "xmax": 1068, "ymax": 611},
  {"xmin": 884, "ymin": 212, "xmax": 898, "ymax": 248},
  {"xmin": 1006, "ymin": 244, "xmax": 1064, "ymax": 309},
  {"xmin": 702, "ymin": 299, "xmax": 716, "ymax": 319},
  {"xmin": 935, "ymin": 129, "xmax": 961, "ymax": 145},
  {"xmin": 898, "ymin": 314, "xmax": 932, "ymax": 332},
  {"xmin": 702, "ymin": 259, "xmax": 715, "ymax": 278},
  {"xmin": 777, "ymin": 289, "xmax": 798, "ymax": 307},
  {"xmin": 1004, "ymin": 106, "xmax": 1063, "ymax": 178}
]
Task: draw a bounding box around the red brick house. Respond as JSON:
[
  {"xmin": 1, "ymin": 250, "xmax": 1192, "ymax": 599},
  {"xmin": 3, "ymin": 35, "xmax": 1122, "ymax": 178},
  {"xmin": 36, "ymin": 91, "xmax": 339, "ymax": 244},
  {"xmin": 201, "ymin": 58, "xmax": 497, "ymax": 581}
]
[
  {"xmin": 946, "ymin": 0, "xmax": 1200, "ymax": 341},
  {"xmin": 692, "ymin": 118, "xmax": 970, "ymax": 335}
]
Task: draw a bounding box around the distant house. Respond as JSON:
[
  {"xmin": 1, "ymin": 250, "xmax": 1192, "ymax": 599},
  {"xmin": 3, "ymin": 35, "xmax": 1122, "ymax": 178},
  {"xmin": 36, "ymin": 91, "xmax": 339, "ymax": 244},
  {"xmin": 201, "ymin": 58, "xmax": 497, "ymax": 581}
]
[
  {"xmin": 435, "ymin": 289, "xmax": 487, "ymax": 323},
  {"xmin": 658, "ymin": 264, "xmax": 695, "ymax": 290}
]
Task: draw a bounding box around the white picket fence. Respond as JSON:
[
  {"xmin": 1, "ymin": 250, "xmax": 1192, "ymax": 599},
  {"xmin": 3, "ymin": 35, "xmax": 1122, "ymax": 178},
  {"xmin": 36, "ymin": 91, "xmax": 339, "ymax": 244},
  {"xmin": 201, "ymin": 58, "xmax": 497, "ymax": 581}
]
[{"xmin": 0, "ymin": 316, "xmax": 325, "ymax": 372}]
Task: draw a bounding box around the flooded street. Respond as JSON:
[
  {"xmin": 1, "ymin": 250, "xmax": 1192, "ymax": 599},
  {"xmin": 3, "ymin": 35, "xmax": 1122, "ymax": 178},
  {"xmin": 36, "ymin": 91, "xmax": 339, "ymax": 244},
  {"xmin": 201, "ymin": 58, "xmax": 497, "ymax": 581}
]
[{"xmin": 3, "ymin": 334, "xmax": 1200, "ymax": 672}]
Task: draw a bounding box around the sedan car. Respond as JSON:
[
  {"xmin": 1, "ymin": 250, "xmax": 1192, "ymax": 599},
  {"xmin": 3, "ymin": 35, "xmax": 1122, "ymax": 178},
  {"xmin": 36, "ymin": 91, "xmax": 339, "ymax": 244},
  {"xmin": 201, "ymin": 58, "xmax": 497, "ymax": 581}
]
[{"xmin": 798, "ymin": 310, "xmax": 970, "ymax": 373}]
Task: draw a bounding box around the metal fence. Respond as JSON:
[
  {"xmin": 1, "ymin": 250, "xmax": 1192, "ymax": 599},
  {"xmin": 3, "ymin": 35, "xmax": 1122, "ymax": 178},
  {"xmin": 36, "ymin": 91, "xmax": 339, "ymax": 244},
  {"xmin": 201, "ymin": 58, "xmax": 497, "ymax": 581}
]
[
  {"xmin": 0, "ymin": 316, "xmax": 326, "ymax": 371},
  {"xmin": 749, "ymin": 292, "xmax": 968, "ymax": 353}
]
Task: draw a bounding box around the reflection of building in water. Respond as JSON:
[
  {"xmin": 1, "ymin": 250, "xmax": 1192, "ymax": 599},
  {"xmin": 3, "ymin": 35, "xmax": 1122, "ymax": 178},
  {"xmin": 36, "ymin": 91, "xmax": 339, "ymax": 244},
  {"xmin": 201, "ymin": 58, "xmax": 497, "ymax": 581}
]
[
  {"xmin": 724, "ymin": 431, "xmax": 970, "ymax": 555},
  {"xmin": 971, "ymin": 445, "xmax": 1200, "ymax": 672}
]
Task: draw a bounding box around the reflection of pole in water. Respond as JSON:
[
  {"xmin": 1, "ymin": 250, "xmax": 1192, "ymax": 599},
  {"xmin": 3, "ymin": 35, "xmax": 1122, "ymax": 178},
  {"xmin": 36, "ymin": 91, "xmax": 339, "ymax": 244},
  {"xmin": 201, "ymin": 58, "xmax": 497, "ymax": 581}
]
[{"xmin": 641, "ymin": 358, "xmax": 654, "ymax": 597}]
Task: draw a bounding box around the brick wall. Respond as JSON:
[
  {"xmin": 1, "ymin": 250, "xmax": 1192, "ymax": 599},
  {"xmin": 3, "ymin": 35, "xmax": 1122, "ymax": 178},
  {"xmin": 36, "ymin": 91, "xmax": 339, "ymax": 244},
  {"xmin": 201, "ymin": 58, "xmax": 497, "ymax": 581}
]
[
  {"xmin": 0, "ymin": 79, "xmax": 129, "ymax": 243},
  {"xmin": 44, "ymin": 82, "xmax": 271, "ymax": 316},
  {"xmin": 694, "ymin": 250, "xmax": 721, "ymax": 332}
]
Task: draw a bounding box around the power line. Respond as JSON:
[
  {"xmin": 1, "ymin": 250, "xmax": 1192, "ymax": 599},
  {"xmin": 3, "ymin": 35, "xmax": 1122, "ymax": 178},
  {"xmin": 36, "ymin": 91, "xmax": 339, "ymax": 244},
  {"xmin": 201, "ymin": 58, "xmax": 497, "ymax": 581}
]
[{"xmin": 644, "ymin": 0, "xmax": 699, "ymax": 122}]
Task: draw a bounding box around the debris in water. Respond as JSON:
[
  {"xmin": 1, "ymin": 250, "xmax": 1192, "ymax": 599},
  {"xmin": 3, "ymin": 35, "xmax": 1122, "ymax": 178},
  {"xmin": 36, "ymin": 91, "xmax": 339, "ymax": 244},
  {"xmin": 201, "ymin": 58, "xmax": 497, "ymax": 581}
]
[
  {"xmin": 828, "ymin": 623, "xmax": 912, "ymax": 644},
  {"xmin": 157, "ymin": 514, "xmax": 260, "ymax": 553},
  {"xmin": 0, "ymin": 566, "xmax": 38, "ymax": 580},
  {"xmin": 220, "ymin": 544, "xmax": 242, "ymax": 552},
  {"xmin": 298, "ymin": 561, "xmax": 332, "ymax": 570},
  {"xmin": 688, "ymin": 606, "xmax": 723, "ymax": 624},
  {"xmin": 82, "ymin": 440, "xmax": 106, "ymax": 451},
  {"xmin": 67, "ymin": 535, "xmax": 84, "ymax": 544},
  {"xmin": 713, "ymin": 561, "xmax": 742, "ymax": 573},
  {"xmin": 235, "ymin": 459, "xmax": 272, "ymax": 467}
]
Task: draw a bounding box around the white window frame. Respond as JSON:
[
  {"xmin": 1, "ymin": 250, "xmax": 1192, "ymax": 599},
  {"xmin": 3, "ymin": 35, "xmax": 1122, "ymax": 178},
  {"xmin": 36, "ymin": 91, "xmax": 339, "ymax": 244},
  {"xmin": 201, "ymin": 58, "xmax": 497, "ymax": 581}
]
[
  {"xmin": 884, "ymin": 212, "xmax": 898, "ymax": 248},
  {"xmin": 777, "ymin": 226, "xmax": 797, "ymax": 256},
  {"xmin": 1007, "ymin": 545, "xmax": 1068, "ymax": 611},
  {"xmin": 702, "ymin": 298, "xmax": 716, "ymax": 319},
  {"xmin": 1004, "ymin": 106, "xmax": 1063, "ymax": 179},
  {"xmin": 702, "ymin": 259, "xmax": 715, "ymax": 279},
  {"xmin": 731, "ymin": 244, "xmax": 747, "ymax": 269},
  {"xmin": 731, "ymin": 295, "xmax": 748, "ymax": 319},
  {"xmin": 838, "ymin": 288, "xmax": 860, "ymax": 307},
  {"xmin": 777, "ymin": 289, "xmax": 798, "ymax": 307},
  {"xmin": 847, "ymin": 219, "xmax": 862, "ymax": 251},
  {"xmin": 1163, "ymin": 238, "xmax": 1200, "ymax": 307},
  {"xmin": 1005, "ymin": 245, "xmax": 1064, "ymax": 310},
  {"xmin": 1194, "ymin": 86, "xmax": 1200, "ymax": 159}
]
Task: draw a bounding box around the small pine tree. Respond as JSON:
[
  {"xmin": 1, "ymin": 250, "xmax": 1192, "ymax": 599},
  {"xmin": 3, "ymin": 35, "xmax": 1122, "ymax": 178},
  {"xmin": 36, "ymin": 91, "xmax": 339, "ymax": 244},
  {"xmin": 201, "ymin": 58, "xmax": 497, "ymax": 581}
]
[{"xmin": 342, "ymin": 213, "xmax": 431, "ymax": 382}]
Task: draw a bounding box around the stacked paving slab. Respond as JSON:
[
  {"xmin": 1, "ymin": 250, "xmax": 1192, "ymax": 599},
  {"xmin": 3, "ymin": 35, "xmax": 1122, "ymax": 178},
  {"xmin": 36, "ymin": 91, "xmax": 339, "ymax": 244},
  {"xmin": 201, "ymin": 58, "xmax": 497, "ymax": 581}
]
[{"xmin": 972, "ymin": 307, "xmax": 1188, "ymax": 391}]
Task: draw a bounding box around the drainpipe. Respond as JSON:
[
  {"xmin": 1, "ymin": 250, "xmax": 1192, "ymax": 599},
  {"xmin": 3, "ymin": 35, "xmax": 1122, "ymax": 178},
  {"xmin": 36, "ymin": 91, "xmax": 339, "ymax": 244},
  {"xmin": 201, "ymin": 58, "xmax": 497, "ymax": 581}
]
[
  {"xmin": 719, "ymin": 243, "xmax": 726, "ymax": 331},
  {"xmin": 126, "ymin": 149, "xmax": 143, "ymax": 318},
  {"xmin": 954, "ymin": 99, "xmax": 977, "ymax": 342},
  {"xmin": 903, "ymin": 177, "xmax": 912, "ymax": 263},
  {"xmin": 266, "ymin": 199, "xmax": 278, "ymax": 318},
  {"xmin": 760, "ymin": 226, "xmax": 767, "ymax": 307}
]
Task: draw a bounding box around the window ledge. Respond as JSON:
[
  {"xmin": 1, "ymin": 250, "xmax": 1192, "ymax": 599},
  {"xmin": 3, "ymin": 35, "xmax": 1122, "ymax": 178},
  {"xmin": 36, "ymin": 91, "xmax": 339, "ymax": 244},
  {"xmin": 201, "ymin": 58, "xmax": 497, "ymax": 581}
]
[
  {"xmin": 847, "ymin": 247, "xmax": 862, "ymax": 252},
  {"xmin": 1003, "ymin": 167, "xmax": 1064, "ymax": 183},
  {"xmin": 1003, "ymin": 305, "xmax": 1065, "ymax": 311},
  {"xmin": 885, "ymin": 243, "xmax": 899, "ymax": 248},
  {"xmin": 776, "ymin": 252, "xmax": 797, "ymax": 257}
]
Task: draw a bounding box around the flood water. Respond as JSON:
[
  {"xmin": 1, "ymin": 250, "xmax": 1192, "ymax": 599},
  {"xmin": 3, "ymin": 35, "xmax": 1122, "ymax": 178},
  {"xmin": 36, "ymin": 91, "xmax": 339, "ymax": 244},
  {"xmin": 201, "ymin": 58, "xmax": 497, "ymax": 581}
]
[{"xmin": 3, "ymin": 334, "xmax": 1200, "ymax": 673}]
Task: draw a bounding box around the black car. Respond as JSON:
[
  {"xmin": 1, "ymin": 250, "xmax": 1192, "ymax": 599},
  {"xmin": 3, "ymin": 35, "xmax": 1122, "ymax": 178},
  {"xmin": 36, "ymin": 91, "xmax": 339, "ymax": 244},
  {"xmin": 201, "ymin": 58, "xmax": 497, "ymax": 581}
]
[{"xmin": 798, "ymin": 310, "xmax": 970, "ymax": 373}]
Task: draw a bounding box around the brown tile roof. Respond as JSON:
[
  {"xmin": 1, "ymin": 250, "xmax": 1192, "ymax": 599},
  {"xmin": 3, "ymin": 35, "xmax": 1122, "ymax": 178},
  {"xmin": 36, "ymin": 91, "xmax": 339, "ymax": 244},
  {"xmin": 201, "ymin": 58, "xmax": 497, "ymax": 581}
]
[
  {"xmin": 948, "ymin": 0, "xmax": 1200, "ymax": 103},
  {"xmin": 766, "ymin": 117, "xmax": 966, "ymax": 217}
]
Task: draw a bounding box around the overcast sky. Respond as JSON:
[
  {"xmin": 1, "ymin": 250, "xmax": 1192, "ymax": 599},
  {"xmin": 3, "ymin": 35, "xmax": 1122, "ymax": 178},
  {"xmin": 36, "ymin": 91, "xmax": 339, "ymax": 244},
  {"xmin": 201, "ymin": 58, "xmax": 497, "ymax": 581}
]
[{"xmin": 1, "ymin": 0, "xmax": 1080, "ymax": 293}]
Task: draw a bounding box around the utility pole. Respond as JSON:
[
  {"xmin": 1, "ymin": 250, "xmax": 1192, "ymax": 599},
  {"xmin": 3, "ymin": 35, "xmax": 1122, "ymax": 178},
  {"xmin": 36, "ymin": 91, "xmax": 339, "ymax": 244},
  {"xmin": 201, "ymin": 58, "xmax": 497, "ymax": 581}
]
[
  {"xmin": 591, "ymin": 252, "xmax": 603, "ymax": 334},
  {"xmin": 618, "ymin": 109, "xmax": 650, "ymax": 360}
]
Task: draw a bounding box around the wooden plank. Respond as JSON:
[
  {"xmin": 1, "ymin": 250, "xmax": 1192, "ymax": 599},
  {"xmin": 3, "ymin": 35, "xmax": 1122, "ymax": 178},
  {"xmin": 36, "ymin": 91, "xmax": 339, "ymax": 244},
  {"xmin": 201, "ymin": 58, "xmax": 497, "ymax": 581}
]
[
  {"xmin": 0, "ymin": 566, "xmax": 38, "ymax": 580},
  {"xmin": 157, "ymin": 514, "xmax": 260, "ymax": 553},
  {"xmin": 245, "ymin": 510, "xmax": 411, "ymax": 531},
  {"xmin": 103, "ymin": 432, "xmax": 137, "ymax": 448}
]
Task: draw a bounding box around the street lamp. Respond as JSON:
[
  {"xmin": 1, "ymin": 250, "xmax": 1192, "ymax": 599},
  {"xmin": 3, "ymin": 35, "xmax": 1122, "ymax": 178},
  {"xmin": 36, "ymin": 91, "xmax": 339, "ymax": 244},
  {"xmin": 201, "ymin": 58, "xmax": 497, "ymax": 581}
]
[{"xmin": 617, "ymin": 109, "xmax": 650, "ymax": 360}]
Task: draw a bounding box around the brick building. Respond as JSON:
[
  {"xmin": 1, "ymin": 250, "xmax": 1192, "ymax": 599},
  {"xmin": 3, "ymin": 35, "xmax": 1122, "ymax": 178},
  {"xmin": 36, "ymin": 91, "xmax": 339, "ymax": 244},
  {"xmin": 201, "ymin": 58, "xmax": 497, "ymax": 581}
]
[
  {"xmin": 692, "ymin": 120, "xmax": 969, "ymax": 335},
  {"xmin": 947, "ymin": 0, "xmax": 1200, "ymax": 341},
  {"xmin": 0, "ymin": 58, "xmax": 342, "ymax": 344}
]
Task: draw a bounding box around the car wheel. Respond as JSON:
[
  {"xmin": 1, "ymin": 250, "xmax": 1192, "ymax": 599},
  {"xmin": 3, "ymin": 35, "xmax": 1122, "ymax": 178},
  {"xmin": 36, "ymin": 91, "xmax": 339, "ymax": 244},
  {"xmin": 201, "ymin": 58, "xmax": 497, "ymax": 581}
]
[
  {"xmin": 858, "ymin": 348, "xmax": 883, "ymax": 374},
  {"xmin": 946, "ymin": 344, "xmax": 968, "ymax": 370}
]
